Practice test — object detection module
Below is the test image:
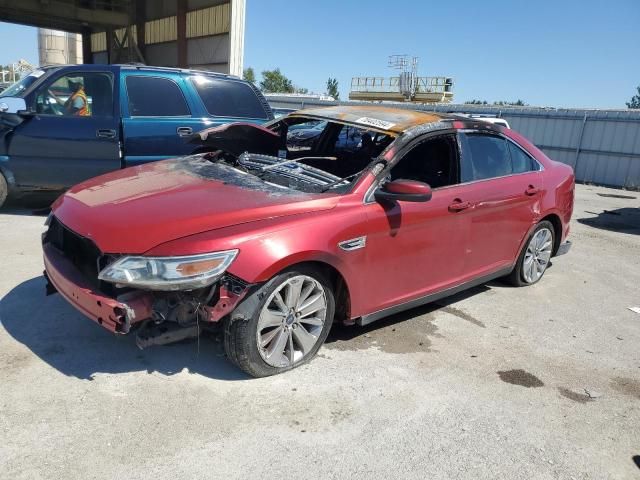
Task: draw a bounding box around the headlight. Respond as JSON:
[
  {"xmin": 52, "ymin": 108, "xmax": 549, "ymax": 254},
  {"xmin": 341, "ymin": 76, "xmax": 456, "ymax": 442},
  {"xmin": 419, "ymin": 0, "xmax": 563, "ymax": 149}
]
[{"xmin": 98, "ymin": 250, "xmax": 238, "ymax": 290}]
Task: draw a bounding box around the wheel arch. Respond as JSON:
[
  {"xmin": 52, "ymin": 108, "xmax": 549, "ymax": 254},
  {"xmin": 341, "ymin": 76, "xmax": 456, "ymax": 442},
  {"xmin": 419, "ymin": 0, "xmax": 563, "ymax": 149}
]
[
  {"xmin": 246, "ymin": 255, "xmax": 353, "ymax": 324},
  {"xmin": 539, "ymin": 213, "xmax": 562, "ymax": 255}
]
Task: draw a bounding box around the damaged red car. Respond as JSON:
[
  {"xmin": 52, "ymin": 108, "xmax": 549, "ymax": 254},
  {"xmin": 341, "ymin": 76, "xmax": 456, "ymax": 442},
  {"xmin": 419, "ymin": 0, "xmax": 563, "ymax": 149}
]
[{"xmin": 42, "ymin": 106, "xmax": 574, "ymax": 377}]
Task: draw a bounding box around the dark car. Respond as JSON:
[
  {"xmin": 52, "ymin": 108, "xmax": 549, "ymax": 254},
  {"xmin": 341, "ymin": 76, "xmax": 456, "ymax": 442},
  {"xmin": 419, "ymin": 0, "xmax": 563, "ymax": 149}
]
[
  {"xmin": 0, "ymin": 64, "xmax": 273, "ymax": 208},
  {"xmin": 43, "ymin": 106, "xmax": 574, "ymax": 377}
]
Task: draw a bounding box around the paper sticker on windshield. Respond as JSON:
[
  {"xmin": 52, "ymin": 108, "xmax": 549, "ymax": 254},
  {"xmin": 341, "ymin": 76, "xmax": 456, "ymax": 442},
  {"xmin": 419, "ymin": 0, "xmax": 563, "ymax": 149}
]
[
  {"xmin": 355, "ymin": 117, "xmax": 396, "ymax": 130},
  {"xmin": 29, "ymin": 70, "xmax": 45, "ymax": 78}
]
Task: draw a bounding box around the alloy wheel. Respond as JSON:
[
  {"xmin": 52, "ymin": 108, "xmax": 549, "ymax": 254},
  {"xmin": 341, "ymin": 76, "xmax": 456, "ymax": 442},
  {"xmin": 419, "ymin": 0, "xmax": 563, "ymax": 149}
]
[
  {"xmin": 522, "ymin": 227, "xmax": 553, "ymax": 283},
  {"xmin": 257, "ymin": 275, "xmax": 327, "ymax": 368}
]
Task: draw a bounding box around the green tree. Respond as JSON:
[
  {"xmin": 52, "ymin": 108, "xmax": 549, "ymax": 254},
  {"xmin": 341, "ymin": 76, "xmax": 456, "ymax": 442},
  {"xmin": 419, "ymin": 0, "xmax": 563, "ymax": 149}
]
[
  {"xmin": 465, "ymin": 99, "xmax": 488, "ymax": 105},
  {"xmin": 326, "ymin": 77, "xmax": 339, "ymax": 100},
  {"xmin": 243, "ymin": 67, "xmax": 256, "ymax": 83},
  {"xmin": 259, "ymin": 68, "xmax": 294, "ymax": 93},
  {"xmin": 627, "ymin": 85, "xmax": 640, "ymax": 109},
  {"xmin": 295, "ymin": 87, "xmax": 309, "ymax": 94},
  {"xmin": 493, "ymin": 100, "xmax": 527, "ymax": 106}
]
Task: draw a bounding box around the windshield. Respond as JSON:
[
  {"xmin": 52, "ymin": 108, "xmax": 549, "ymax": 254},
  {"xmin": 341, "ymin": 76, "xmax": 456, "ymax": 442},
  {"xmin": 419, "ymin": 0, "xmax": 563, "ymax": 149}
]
[
  {"xmin": 0, "ymin": 70, "xmax": 45, "ymax": 98},
  {"xmin": 246, "ymin": 117, "xmax": 394, "ymax": 193}
]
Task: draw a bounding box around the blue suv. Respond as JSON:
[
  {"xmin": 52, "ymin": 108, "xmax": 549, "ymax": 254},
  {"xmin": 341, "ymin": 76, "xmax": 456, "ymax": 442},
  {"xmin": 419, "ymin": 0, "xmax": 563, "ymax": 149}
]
[{"xmin": 0, "ymin": 64, "xmax": 273, "ymax": 207}]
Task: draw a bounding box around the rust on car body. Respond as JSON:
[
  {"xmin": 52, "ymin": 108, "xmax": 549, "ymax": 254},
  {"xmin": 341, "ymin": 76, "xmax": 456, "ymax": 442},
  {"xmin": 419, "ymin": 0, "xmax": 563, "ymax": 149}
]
[{"xmin": 287, "ymin": 105, "xmax": 446, "ymax": 134}]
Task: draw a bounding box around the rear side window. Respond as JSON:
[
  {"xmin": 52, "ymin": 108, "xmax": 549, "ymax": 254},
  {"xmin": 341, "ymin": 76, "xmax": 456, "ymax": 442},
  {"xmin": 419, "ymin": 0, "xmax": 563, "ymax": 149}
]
[
  {"xmin": 508, "ymin": 141, "xmax": 539, "ymax": 173},
  {"xmin": 125, "ymin": 76, "xmax": 190, "ymax": 117},
  {"xmin": 191, "ymin": 76, "xmax": 268, "ymax": 119}
]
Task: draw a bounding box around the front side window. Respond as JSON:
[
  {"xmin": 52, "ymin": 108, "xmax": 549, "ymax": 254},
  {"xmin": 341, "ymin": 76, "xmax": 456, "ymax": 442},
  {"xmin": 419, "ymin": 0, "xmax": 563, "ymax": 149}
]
[
  {"xmin": 125, "ymin": 76, "xmax": 190, "ymax": 117},
  {"xmin": 389, "ymin": 134, "xmax": 459, "ymax": 189},
  {"xmin": 34, "ymin": 72, "xmax": 113, "ymax": 117},
  {"xmin": 191, "ymin": 76, "xmax": 268, "ymax": 119}
]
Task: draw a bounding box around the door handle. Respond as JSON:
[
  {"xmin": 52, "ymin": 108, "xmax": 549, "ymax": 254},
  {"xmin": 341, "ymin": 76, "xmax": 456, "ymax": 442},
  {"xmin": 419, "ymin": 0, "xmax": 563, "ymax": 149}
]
[
  {"xmin": 96, "ymin": 129, "xmax": 116, "ymax": 139},
  {"xmin": 177, "ymin": 126, "xmax": 193, "ymax": 137},
  {"xmin": 448, "ymin": 200, "xmax": 472, "ymax": 212},
  {"xmin": 525, "ymin": 185, "xmax": 540, "ymax": 196}
]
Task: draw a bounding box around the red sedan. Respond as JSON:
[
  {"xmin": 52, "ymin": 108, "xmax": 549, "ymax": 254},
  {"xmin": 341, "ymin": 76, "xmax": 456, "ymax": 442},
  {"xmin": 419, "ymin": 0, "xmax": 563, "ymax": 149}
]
[{"xmin": 42, "ymin": 106, "xmax": 574, "ymax": 377}]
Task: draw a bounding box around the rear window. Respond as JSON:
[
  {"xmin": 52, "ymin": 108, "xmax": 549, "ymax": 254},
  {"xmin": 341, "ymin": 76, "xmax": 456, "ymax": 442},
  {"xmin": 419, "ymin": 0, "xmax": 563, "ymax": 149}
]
[
  {"xmin": 191, "ymin": 76, "xmax": 268, "ymax": 119},
  {"xmin": 125, "ymin": 76, "xmax": 190, "ymax": 117}
]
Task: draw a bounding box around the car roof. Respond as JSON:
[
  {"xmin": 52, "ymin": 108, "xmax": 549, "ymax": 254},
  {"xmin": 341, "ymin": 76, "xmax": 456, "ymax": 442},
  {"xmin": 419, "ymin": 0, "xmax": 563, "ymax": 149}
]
[
  {"xmin": 39, "ymin": 63, "xmax": 242, "ymax": 81},
  {"xmin": 288, "ymin": 105, "xmax": 451, "ymax": 134}
]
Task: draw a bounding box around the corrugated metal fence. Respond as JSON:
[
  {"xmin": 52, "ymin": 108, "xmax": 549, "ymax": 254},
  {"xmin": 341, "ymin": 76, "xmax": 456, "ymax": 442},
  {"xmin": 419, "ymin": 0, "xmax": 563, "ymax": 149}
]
[{"xmin": 267, "ymin": 96, "xmax": 640, "ymax": 190}]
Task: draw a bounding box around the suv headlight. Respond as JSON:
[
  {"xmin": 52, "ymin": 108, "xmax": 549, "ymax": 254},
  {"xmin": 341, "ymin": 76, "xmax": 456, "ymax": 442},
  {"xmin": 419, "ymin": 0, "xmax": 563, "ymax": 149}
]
[{"xmin": 98, "ymin": 250, "xmax": 238, "ymax": 290}]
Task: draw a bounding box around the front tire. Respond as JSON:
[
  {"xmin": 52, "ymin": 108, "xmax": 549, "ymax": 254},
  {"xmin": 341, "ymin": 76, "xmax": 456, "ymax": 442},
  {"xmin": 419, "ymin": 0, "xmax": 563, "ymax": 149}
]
[
  {"xmin": 506, "ymin": 221, "xmax": 555, "ymax": 287},
  {"xmin": 224, "ymin": 266, "xmax": 335, "ymax": 377},
  {"xmin": 0, "ymin": 173, "xmax": 8, "ymax": 209}
]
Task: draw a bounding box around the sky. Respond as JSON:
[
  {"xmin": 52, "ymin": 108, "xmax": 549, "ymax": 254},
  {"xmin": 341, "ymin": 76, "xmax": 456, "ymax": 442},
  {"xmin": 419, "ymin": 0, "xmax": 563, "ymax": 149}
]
[{"xmin": 1, "ymin": 0, "xmax": 638, "ymax": 109}]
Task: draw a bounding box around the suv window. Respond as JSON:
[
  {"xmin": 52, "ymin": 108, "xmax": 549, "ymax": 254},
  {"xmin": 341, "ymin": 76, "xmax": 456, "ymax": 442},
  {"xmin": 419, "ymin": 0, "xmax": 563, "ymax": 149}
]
[
  {"xmin": 126, "ymin": 76, "xmax": 190, "ymax": 117},
  {"xmin": 191, "ymin": 76, "xmax": 268, "ymax": 119},
  {"xmin": 34, "ymin": 72, "xmax": 113, "ymax": 117},
  {"xmin": 390, "ymin": 134, "xmax": 459, "ymax": 189},
  {"xmin": 286, "ymin": 119, "xmax": 327, "ymax": 152},
  {"xmin": 461, "ymin": 134, "xmax": 511, "ymax": 182}
]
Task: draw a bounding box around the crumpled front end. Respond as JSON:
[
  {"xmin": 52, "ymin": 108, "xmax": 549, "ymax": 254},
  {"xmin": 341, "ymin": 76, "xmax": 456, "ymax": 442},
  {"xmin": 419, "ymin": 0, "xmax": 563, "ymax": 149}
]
[
  {"xmin": 43, "ymin": 243, "xmax": 152, "ymax": 333},
  {"xmin": 42, "ymin": 216, "xmax": 251, "ymax": 345}
]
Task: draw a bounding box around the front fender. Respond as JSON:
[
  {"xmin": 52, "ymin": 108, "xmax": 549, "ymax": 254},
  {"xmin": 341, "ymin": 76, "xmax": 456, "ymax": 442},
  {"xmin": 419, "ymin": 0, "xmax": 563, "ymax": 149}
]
[{"xmin": 144, "ymin": 204, "xmax": 370, "ymax": 317}]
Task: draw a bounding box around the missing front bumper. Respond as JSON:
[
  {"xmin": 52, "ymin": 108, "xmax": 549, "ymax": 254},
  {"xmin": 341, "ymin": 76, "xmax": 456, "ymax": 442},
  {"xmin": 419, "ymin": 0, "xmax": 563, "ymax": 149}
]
[{"xmin": 43, "ymin": 243, "xmax": 153, "ymax": 334}]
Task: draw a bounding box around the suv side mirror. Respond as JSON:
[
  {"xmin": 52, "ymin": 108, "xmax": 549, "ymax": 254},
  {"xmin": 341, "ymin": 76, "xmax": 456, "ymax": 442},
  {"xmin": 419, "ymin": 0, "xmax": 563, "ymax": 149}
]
[
  {"xmin": 0, "ymin": 97, "xmax": 27, "ymax": 114},
  {"xmin": 374, "ymin": 179, "xmax": 433, "ymax": 203}
]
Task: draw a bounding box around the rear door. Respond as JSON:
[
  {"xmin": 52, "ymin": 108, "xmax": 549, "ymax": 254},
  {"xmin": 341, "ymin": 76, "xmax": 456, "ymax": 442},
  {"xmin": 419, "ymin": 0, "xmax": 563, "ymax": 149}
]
[
  {"xmin": 7, "ymin": 69, "xmax": 120, "ymax": 190},
  {"xmin": 120, "ymin": 73, "xmax": 205, "ymax": 166},
  {"xmin": 457, "ymin": 131, "xmax": 544, "ymax": 278}
]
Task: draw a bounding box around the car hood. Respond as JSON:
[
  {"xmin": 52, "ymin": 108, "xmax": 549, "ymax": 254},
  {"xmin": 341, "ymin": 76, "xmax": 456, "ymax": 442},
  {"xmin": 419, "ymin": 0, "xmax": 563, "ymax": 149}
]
[{"xmin": 52, "ymin": 156, "xmax": 339, "ymax": 254}]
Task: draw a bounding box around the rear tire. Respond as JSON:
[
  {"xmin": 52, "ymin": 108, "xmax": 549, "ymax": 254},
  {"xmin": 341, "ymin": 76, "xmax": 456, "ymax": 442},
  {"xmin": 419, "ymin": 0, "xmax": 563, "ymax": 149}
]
[
  {"xmin": 506, "ymin": 220, "xmax": 555, "ymax": 287},
  {"xmin": 0, "ymin": 173, "xmax": 8, "ymax": 209},
  {"xmin": 224, "ymin": 266, "xmax": 335, "ymax": 377}
]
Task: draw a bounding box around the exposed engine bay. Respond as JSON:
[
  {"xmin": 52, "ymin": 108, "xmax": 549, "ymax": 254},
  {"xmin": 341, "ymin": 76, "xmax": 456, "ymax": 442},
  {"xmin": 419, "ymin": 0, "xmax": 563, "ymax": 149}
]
[{"xmin": 191, "ymin": 117, "xmax": 395, "ymax": 193}]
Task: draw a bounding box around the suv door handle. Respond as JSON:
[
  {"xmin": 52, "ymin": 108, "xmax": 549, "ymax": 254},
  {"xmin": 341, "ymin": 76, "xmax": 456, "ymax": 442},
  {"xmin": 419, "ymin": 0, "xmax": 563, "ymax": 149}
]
[
  {"xmin": 96, "ymin": 129, "xmax": 116, "ymax": 139},
  {"xmin": 525, "ymin": 185, "xmax": 540, "ymax": 196},
  {"xmin": 448, "ymin": 200, "xmax": 472, "ymax": 212},
  {"xmin": 177, "ymin": 126, "xmax": 193, "ymax": 137}
]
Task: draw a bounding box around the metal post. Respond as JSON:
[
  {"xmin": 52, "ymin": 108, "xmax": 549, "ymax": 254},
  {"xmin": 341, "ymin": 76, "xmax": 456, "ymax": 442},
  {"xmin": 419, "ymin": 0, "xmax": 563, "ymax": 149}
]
[
  {"xmin": 81, "ymin": 28, "xmax": 93, "ymax": 64},
  {"xmin": 574, "ymin": 112, "xmax": 588, "ymax": 179},
  {"xmin": 106, "ymin": 29, "xmax": 114, "ymax": 64},
  {"xmin": 135, "ymin": 0, "xmax": 146, "ymax": 62},
  {"xmin": 177, "ymin": 0, "xmax": 187, "ymax": 68}
]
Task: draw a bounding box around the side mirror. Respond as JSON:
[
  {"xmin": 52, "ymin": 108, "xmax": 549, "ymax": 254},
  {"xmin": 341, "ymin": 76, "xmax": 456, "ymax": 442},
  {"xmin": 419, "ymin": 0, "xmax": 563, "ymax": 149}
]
[
  {"xmin": 0, "ymin": 97, "xmax": 27, "ymax": 114},
  {"xmin": 374, "ymin": 179, "xmax": 433, "ymax": 203}
]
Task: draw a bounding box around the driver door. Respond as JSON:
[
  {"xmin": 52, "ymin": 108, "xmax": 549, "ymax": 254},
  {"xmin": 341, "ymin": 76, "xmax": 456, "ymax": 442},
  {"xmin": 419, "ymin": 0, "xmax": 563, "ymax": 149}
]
[
  {"xmin": 361, "ymin": 133, "xmax": 469, "ymax": 316},
  {"xmin": 7, "ymin": 70, "xmax": 121, "ymax": 191}
]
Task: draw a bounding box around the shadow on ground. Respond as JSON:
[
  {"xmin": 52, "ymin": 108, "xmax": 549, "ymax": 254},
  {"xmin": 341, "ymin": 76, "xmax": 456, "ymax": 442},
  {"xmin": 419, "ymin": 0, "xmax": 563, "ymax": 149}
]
[
  {"xmin": 0, "ymin": 276, "xmax": 248, "ymax": 381},
  {"xmin": 578, "ymin": 207, "xmax": 640, "ymax": 235},
  {"xmin": 326, "ymin": 284, "xmax": 493, "ymax": 353},
  {"xmin": 2, "ymin": 275, "xmax": 499, "ymax": 379}
]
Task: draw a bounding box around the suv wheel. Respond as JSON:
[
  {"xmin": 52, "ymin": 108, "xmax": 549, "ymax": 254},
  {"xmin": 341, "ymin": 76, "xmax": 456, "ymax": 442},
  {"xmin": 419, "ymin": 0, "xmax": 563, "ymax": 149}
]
[
  {"xmin": 506, "ymin": 220, "xmax": 555, "ymax": 287},
  {"xmin": 224, "ymin": 267, "xmax": 335, "ymax": 377},
  {"xmin": 0, "ymin": 173, "xmax": 8, "ymax": 209}
]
